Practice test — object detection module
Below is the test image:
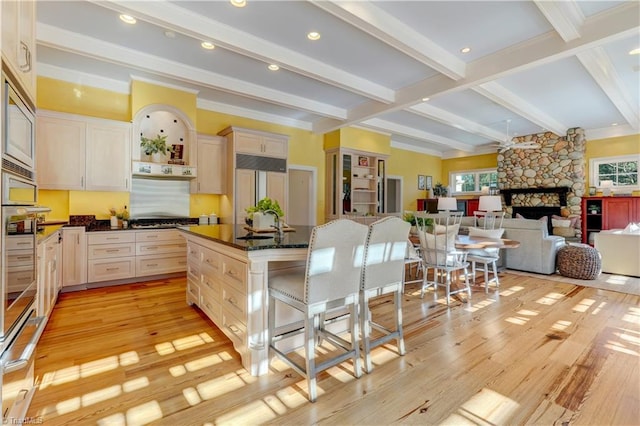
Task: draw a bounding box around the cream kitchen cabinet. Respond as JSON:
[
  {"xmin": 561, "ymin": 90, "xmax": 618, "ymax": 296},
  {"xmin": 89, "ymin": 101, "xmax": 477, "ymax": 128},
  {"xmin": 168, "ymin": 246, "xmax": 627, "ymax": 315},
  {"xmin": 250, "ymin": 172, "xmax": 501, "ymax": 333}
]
[
  {"xmin": 1, "ymin": 0, "xmax": 36, "ymax": 103},
  {"xmin": 234, "ymin": 169, "xmax": 287, "ymax": 224},
  {"xmin": 87, "ymin": 232, "xmax": 136, "ymax": 283},
  {"xmin": 61, "ymin": 227, "xmax": 87, "ymax": 287},
  {"xmin": 38, "ymin": 230, "xmax": 61, "ymax": 319},
  {"xmin": 135, "ymin": 230, "xmax": 187, "ymax": 276},
  {"xmin": 192, "ymin": 134, "xmax": 226, "ymax": 194},
  {"xmin": 219, "ymin": 126, "xmax": 288, "ymax": 158},
  {"xmin": 36, "ymin": 111, "xmax": 131, "ymax": 192}
]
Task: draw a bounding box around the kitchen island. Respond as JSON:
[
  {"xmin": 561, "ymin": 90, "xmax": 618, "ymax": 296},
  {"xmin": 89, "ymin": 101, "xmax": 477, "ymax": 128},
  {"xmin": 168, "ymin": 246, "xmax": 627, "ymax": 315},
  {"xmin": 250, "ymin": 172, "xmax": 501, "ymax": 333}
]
[{"xmin": 178, "ymin": 224, "xmax": 313, "ymax": 376}]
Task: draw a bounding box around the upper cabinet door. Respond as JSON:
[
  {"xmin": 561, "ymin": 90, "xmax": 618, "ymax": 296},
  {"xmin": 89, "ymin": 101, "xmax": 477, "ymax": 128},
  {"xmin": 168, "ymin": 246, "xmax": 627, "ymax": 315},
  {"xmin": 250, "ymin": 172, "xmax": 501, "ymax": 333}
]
[
  {"xmin": 193, "ymin": 135, "xmax": 226, "ymax": 194},
  {"xmin": 2, "ymin": 0, "xmax": 37, "ymax": 103},
  {"xmin": 36, "ymin": 115, "xmax": 86, "ymax": 190},
  {"xmin": 86, "ymin": 122, "xmax": 131, "ymax": 192}
]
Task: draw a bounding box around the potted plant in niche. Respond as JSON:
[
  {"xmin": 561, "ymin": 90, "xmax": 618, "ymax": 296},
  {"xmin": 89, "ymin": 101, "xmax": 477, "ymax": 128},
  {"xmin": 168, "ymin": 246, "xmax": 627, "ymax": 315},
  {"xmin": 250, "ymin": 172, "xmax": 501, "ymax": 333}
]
[
  {"xmin": 140, "ymin": 134, "xmax": 174, "ymax": 163},
  {"xmin": 245, "ymin": 197, "xmax": 284, "ymax": 230},
  {"xmin": 433, "ymin": 182, "xmax": 448, "ymax": 197}
]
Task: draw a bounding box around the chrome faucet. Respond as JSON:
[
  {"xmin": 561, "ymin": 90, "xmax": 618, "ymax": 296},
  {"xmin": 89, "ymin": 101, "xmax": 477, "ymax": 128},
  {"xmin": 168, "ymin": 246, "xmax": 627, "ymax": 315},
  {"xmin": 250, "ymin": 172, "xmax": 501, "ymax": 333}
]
[{"xmin": 263, "ymin": 209, "xmax": 284, "ymax": 239}]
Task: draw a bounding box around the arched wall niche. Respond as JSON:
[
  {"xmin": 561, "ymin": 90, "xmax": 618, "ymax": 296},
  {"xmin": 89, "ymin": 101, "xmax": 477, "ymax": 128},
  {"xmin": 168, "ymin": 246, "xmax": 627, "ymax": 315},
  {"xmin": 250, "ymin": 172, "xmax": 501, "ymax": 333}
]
[{"xmin": 132, "ymin": 104, "xmax": 197, "ymax": 165}]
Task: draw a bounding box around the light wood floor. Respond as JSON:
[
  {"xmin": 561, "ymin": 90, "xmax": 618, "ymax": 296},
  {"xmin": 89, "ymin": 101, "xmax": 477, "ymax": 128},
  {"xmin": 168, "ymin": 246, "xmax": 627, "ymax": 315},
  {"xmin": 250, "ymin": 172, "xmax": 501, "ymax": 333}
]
[{"xmin": 28, "ymin": 274, "xmax": 639, "ymax": 425}]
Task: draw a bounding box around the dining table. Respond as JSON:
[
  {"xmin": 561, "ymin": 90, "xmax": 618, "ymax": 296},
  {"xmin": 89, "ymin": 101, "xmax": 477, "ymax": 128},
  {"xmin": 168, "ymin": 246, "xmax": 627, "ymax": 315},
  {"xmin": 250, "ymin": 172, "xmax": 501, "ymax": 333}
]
[{"xmin": 409, "ymin": 234, "xmax": 521, "ymax": 250}]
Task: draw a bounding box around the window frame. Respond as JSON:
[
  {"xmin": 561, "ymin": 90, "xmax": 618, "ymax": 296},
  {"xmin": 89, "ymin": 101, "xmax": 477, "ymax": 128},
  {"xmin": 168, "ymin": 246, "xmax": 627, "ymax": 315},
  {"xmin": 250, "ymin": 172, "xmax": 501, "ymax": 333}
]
[
  {"xmin": 590, "ymin": 154, "xmax": 639, "ymax": 191},
  {"xmin": 449, "ymin": 168, "xmax": 498, "ymax": 195}
]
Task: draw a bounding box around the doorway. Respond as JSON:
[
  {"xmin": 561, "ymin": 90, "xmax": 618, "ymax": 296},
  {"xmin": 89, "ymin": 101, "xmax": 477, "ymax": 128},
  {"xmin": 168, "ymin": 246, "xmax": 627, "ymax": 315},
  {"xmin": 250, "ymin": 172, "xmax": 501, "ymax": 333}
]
[
  {"xmin": 287, "ymin": 166, "xmax": 317, "ymax": 226},
  {"xmin": 386, "ymin": 175, "xmax": 403, "ymax": 214}
]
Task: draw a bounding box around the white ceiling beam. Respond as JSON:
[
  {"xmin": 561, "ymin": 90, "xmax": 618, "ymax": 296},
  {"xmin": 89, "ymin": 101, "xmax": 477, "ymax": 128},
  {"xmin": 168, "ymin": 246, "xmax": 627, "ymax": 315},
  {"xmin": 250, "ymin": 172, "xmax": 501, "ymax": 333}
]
[
  {"xmin": 473, "ymin": 82, "xmax": 567, "ymax": 136},
  {"xmin": 310, "ymin": 0, "xmax": 466, "ymax": 80},
  {"xmin": 361, "ymin": 118, "xmax": 475, "ymax": 152},
  {"xmin": 197, "ymin": 99, "xmax": 313, "ymax": 131},
  {"xmin": 408, "ymin": 103, "xmax": 506, "ymax": 141},
  {"xmin": 577, "ymin": 48, "xmax": 640, "ymax": 131},
  {"xmin": 313, "ymin": 2, "xmax": 639, "ymax": 134},
  {"xmin": 91, "ymin": 0, "xmax": 395, "ymax": 104},
  {"xmin": 534, "ymin": 0, "xmax": 585, "ymax": 42},
  {"xmin": 37, "ymin": 24, "xmax": 348, "ymax": 120}
]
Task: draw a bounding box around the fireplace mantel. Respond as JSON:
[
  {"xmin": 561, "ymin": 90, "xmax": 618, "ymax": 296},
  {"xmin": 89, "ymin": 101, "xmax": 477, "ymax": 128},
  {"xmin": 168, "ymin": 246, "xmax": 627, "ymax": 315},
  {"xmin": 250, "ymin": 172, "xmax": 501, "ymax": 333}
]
[{"xmin": 501, "ymin": 187, "xmax": 570, "ymax": 206}]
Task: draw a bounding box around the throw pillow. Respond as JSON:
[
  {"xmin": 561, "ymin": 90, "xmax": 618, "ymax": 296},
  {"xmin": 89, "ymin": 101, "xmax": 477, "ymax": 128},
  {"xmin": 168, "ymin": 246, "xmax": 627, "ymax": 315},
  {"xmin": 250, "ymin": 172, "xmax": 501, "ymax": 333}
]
[
  {"xmin": 552, "ymin": 214, "xmax": 578, "ymax": 228},
  {"xmin": 468, "ymin": 227, "xmax": 504, "ymax": 238},
  {"xmin": 623, "ymin": 222, "xmax": 640, "ymax": 234},
  {"xmin": 515, "ymin": 213, "xmax": 548, "ymax": 225},
  {"xmin": 551, "ymin": 218, "xmax": 571, "ymax": 228}
]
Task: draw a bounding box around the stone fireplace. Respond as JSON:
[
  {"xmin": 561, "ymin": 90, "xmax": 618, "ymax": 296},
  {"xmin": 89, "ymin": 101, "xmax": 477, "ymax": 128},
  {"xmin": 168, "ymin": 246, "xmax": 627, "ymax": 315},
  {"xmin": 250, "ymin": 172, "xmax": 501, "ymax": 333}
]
[{"xmin": 497, "ymin": 127, "xmax": 586, "ymax": 239}]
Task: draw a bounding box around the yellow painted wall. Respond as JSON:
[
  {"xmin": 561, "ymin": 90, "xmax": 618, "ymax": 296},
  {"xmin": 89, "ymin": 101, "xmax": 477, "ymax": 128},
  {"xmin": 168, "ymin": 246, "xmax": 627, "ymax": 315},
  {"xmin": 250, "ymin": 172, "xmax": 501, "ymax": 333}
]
[
  {"xmin": 387, "ymin": 147, "xmax": 441, "ymax": 211},
  {"xmin": 323, "ymin": 127, "xmax": 391, "ymax": 156},
  {"xmin": 37, "ymin": 77, "xmax": 130, "ymax": 121},
  {"xmin": 131, "ymin": 80, "xmax": 197, "ymax": 124}
]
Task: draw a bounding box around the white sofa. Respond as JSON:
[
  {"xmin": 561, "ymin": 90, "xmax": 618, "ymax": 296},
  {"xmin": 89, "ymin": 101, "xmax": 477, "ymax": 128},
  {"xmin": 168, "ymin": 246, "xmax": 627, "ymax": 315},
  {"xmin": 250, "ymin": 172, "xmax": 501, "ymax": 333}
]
[
  {"xmin": 458, "ymin": 216, "xmax": 565, "ymax": 274},
  {"xmin": 594, "ymin": 230, "xmax": 640, "ymax": 277}
]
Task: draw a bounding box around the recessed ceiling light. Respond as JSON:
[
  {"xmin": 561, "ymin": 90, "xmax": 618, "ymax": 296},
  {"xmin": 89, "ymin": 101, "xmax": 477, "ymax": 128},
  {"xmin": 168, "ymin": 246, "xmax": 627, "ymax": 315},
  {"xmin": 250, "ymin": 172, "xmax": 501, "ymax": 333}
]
[
  {"xmin": 422, "ymin": 97, "xmax": 430, "ymax": 102},
  {"xmin": 307, "ymin": 31, "xmax": 321, "ymax": 41},
  {"xmin": 460, "ymin": 47, "xmax": 471, "ymax": 54},
  {"xmin": 119, "ymin": 14, "xmax": 136, "ymax": 24},
  {"xmin": 612, "ymin": 122, "xmax": 619, "ymax": 126},
  {"xmin": 201, "ymin": 41, "xmax": 215, "ymax": 50},
  {"xmin": 628, "ymin": 48, "xmax": 640, "ymax": 55},
  {"xmin": 268, "ymin": 64, "xmax": 280, "ymax": 71},
  {"xmin": 230, "ymin": 0, "xmax": 246, "ymax": 7},
  {"xmin": 164, "ymin": 31, "xmax": 175, "ymax": 39}
]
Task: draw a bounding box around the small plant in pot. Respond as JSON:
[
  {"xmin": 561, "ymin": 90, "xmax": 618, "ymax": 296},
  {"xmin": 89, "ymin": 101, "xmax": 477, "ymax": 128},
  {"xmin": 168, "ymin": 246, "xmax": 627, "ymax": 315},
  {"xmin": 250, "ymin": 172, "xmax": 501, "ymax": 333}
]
[
  {"xmin": 433, "ymin": 182, "xmax": 448, "ymax": 197},
  {"xmin": 140, "ymin": 134, "xmax": 174, "ymax": 162},
  {"xmin": 245, "ymin": 197, "xmax": 284, "ymax": 227}
]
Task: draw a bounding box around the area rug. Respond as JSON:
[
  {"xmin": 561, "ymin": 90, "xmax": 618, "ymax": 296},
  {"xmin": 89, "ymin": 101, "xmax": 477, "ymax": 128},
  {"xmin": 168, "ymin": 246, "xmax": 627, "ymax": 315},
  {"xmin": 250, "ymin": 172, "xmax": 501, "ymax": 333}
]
[{"xmin": 505, "ymin": 269, "xmax": 640, "ymax": 296}]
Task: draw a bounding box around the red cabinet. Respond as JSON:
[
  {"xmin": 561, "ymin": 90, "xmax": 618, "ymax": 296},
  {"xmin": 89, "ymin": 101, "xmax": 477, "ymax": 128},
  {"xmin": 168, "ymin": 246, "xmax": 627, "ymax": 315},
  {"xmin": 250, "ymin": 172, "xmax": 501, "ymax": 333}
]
[{"xmin": 581, "ymin": 196, "xmax": 640, "ymax": 244}]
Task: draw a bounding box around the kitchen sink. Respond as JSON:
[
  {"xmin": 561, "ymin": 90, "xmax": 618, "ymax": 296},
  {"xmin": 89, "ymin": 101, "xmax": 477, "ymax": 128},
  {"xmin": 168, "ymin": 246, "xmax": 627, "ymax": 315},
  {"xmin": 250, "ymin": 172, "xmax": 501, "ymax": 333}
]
[{"xmin": 236, "ymin": 234, "xmax": 273, "ymax": 240}]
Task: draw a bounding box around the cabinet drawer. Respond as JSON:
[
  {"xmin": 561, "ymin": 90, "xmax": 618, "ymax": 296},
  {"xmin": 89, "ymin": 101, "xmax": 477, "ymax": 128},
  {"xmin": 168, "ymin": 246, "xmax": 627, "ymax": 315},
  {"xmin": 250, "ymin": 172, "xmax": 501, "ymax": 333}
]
[
  {"xmin": 136, "ymin": 230, "xmax": 183, "ymax": 242},
  {"xmin": 222, "ymin": 310, "xmax": 247, "ymax": 349},
  {"xmin": 199, "ymin": 285, "xmax": 222, "ymax": 324},
  {"xmin": 6, "ymin": 236, "xmax": 34, "ymax": 250},
  {"xmin": 200, "ymin": 266, "xmax": 222, "ymax": 299},
  {"xmin": 7, "ymin": 270, "xmax": 34, "ymax": 293},
  {"xmin": 136, "ymin": 253, "xmax": 187, "ymax": 276},
  {"xmin": 136, "ymin": 241, "xmax": 187, "ymax": 255},
  {"xmin": 88, "ymin": 232, "xmax": 136, "ymax": 245},
  {"xmin": 201, "ymin": 247, "xmax": 222, "ymax": 272},
  {"xmin": 87, "ymin": 243, "xmax": 135, "ymax": 259},
  {"xmin": 7, "ymin": 249, "xmax": 34, "ymax": 268},
  {"xmin": 221, "ymin": 256, "xmax": 247, "ymax": 293},
  {"xmin": 187, "ymin": 277, "xmax": 200, "ymax": 302},
  {"xmin": 186, "ymin": 242, "xmax": 201, "ymax": 263},
  {"xmin": 187, "ymin": 260, "xmax": 200, "ymax": 282},
  {"xmin": 88, "ymin": 258, "xmax": 135, "ymax": 282},
  {"xmin": 222, "ymin": 284, "xmax": 246, "ymax": 323}
]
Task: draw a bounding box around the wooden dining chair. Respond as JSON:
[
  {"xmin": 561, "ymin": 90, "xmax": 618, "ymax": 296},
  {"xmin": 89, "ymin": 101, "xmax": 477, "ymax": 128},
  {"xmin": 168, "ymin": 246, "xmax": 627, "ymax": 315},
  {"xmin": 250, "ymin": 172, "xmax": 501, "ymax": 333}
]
[
  {"xmin": 268, "ymin": 219, "xmax": 368, "ymax": 402},
  {"xmin": 417, "ymin": 214, "xmax": 470, "ymax": 305}
]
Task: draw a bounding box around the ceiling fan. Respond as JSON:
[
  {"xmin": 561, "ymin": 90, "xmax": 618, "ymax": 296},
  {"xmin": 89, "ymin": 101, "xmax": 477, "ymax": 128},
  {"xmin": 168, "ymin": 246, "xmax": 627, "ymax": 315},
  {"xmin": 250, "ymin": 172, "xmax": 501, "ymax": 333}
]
[{"xmin": 493, "ymin": 120, "xmax": 541, "ymax": 153}]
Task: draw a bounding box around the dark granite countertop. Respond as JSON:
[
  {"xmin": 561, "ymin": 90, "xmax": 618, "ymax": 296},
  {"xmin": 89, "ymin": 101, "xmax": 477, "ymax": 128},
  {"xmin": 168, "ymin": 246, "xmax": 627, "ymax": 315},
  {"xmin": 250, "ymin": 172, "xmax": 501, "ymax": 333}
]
[{"xmin": 177, "ymin": 224, "xmax": 313, "ymax": 251}]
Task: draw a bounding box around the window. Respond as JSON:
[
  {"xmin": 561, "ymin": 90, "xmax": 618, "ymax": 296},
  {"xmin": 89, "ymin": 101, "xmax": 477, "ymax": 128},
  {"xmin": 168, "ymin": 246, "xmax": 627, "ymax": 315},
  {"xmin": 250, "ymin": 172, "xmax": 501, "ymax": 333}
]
[
  {"xmin": 450, "ymin": 168, "xmax": 497, "ymax": 194},
  {"xmin": 590, "ymin": 155, "xmax": 639, "ymax": 190}
]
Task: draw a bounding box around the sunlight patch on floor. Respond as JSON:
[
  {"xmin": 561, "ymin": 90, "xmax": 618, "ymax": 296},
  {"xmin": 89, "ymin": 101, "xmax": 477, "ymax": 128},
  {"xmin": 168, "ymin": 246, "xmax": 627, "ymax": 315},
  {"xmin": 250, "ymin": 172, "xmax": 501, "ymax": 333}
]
[
  {"xmin": 464, "ymin": 298, "xmax": 496, "ymax": 313},
  {"xmin": 505, "ymin": 316, "xmax": 529, "ymax": 325},
  {"xmin": 155, "ymin": 332, "xmax": 214, "ymax": 355},
  {"xmin": 592, "ymin": 301, "xmax": 607, "ymax": 315},
  {"xmin": 605, "ymin": 275, "xmax": 632, "ymax": 286},
  {"xmin": 499, "ymin": 285, "xmax": 524, "ymax": 296},
  {"xmin": 443, "ymin": 387, "xmax": 520, "ymax": 425},
  {"xmin": 622, "ymin": 306, "xmax": 640, "ymax": 324},
  {"xmin": 573, "ymin": 298, "xmax": 595, "ymax": 313},
  {"xmin": 536, "ymin": 292, "xmax": 564, "ymax": 305},
  {"xmin": 54, "ymin": 377, "xmax": 150, "ymax": 415},
  {"xmin": 126, "ymin": 400, "xmax": 163, "ymax": 425},
  {"xmin": 195, "ymin": 369, "xmax": 256, "ymax": 401},
  {"xmin": 605, "ymin": 341, "xmax": 639, "ymax": 356},
  {"xmin": 551, "ymin": 320, "xmax": 572, "ymax": 331},
  {"xmin": 215, "ymin": 399, "xmax": 279, "ymax": 425},
  {"xmin": 169, "ymin": 351, "xmax": 234, "ymax": 377},
  {"xmin": 369, "ymin": 345, "xmax": 400, "ymax": 367},
  {"xmin": 39, "ymin": 351, "xmax": 141, "ymax": 390}
]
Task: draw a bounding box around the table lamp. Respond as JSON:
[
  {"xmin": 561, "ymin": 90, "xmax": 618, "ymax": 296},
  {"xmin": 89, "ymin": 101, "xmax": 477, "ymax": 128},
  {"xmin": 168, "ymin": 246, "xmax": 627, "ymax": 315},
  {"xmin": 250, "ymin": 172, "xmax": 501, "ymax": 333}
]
[
  {"xmin": 600, "ymin": 180, "xmax": 613, "ymax": 196},
  {"xmin": 478, "ymin": 195, "xmax": 503, "ymax": 212},
  {"xmin": 437, "ymin": 197, "xmax": 458, "ymax": 212}
]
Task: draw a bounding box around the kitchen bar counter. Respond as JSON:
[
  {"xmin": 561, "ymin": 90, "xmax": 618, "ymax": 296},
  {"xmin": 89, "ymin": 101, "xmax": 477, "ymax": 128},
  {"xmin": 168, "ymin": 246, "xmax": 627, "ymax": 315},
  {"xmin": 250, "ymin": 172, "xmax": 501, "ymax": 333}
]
[
  {"xmin": 177, "ymin": 224, "xmax": 313, "ymax": 250},
  {"xmin": 178, "ymin": 224, "xmax": 312, "ymax": 376}
]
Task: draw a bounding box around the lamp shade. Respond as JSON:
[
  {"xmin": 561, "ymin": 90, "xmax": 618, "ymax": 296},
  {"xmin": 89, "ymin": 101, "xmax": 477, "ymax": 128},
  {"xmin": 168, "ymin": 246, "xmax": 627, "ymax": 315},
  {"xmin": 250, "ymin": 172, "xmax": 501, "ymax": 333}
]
[
  {"xmin": 437, "ymin": 197, "xmax": 458, "ymax": 211},
  {"xmin": 478, "ymin": 195, "xmax": 502, "ymax": 212}
]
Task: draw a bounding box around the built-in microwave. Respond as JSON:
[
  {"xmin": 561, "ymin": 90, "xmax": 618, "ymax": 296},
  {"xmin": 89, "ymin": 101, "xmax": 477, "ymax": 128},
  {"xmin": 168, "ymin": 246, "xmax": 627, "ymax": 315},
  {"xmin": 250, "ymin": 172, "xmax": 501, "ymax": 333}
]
[{"xmin": 1, "ymin": 72, "xmax": 35, "ymax": 176}]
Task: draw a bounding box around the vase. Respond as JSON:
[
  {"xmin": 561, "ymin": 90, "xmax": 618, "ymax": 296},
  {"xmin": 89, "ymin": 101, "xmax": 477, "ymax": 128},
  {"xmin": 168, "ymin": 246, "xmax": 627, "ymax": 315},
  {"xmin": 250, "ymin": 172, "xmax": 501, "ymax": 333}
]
[{"xmin": 151, "ymin": 152, "xmax": 167, "ymax": 163}]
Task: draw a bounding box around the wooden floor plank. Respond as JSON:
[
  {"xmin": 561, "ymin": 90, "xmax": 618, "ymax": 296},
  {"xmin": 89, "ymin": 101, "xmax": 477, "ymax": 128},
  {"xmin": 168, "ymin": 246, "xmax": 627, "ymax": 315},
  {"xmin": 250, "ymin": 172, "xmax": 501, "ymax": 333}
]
[{"xmin": 27, "ymin": 274, "xmax": 639, "ymax": 425}]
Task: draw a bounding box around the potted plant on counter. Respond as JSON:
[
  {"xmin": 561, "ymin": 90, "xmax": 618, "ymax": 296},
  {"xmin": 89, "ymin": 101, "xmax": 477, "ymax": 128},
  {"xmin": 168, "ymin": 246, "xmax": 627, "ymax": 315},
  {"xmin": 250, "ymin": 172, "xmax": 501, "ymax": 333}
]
[
  {"xmin": 245, "ymin": 197, "xmax": 284, "ymax": 230},
  {"xmin": 140, "ymin": 134, "xmax": 174, "ymax": 163}
]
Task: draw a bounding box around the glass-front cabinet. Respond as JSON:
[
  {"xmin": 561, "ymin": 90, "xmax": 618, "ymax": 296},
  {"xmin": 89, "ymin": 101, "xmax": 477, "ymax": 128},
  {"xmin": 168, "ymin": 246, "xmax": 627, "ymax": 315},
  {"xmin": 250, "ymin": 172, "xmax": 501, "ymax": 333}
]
[{"xmin": 325, "ymin": 148, "xmax": 387, "ymax": 220}]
